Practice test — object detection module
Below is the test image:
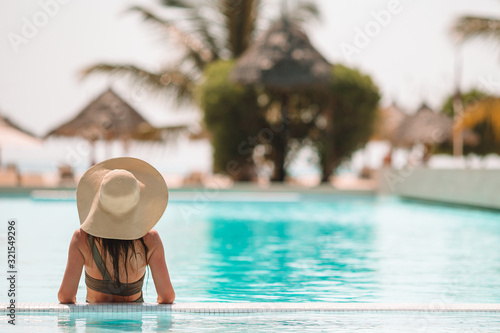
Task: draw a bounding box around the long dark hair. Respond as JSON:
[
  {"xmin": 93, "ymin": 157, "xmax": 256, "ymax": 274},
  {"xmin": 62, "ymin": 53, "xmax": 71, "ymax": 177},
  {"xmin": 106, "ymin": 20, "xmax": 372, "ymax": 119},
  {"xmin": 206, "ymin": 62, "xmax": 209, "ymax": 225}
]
[{"xmin": 95, "ymin": 237, "xmax": 148, "ymax": 289}]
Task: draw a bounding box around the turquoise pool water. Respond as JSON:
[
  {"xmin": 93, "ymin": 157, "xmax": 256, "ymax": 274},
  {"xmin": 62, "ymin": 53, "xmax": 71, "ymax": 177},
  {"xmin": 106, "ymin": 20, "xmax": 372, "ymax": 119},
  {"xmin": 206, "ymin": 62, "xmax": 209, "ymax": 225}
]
[
  {"xmin": 2, "ymin": 311, "xmax": 500, "ymax": 332},
  {"xmin": 0, "ymin": 192, "xmax": 499, "ymax": 303}
]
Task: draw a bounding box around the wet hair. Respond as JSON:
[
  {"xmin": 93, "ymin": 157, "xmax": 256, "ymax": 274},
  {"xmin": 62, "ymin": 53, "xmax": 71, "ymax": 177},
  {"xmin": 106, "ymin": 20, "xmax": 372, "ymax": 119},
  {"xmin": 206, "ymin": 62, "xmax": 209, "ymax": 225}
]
[{"xmin": 95, "ymin": 237, "xmax": 148, "ymax": 290}]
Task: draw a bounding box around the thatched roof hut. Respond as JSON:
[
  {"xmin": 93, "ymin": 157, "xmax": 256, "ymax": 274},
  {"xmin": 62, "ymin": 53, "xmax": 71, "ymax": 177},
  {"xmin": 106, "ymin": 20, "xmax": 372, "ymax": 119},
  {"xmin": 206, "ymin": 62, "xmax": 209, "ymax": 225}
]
[
  {"xmin": 46, "ymin": 88, "xmax": 160, "ymax": 142},
  {"xmin": 1, "ymin": 115, "xmax": 38, "ymax": 139},
  {"xmin": 0, "ymin": 114, "xmax": 40, "ymax": 165},
  {"xmin": 393, "ymin": 103, "xmax": 478, "ymax": 148},
  {"xmin": 392, "ymin": 103, "xmax": 452, "ymax": 148},
  {"xmin": 0, "ymin": 115, "xmax": 39, "ymax": 143},
  {"xmin": 231, "ymin": 18, "xmax": 331, "ymax": 181},
  {"xmin": 230, "ymin": 18, "xmax": 331, "ymax": 91},
  {"xmin": 372, "ymin": 102, "xmax": 407, "ymax": 142}
]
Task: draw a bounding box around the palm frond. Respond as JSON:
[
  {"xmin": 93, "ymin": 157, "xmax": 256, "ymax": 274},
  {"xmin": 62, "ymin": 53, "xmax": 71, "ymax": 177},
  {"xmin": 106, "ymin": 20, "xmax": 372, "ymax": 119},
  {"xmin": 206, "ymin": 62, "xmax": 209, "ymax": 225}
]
[
  {"xmin": 454, "ymin": 97, "xmax": 500, "ymax": 141},
  {"xmin": 129, "ymin": 6, "xmax": 171, "ymax": 29},
  {"xmin": 129, "ymin": 6, "xmax": 214, "ymax": 68},
  {"xmin": 453, "ymin": 16, "xmax": 500, "ymax": 41},
  {"xmin": 187, "ymin": 13, "xmax": 223, "ymax": 61},
  {"xmin": 81, "ymin": 64, "xmax": 195, "ymax": 105},
  {"xmin": 160, "ymin": 0, "xmax": 195, "ymax": 9},
  {"xmin": 280, "ymin": 0, "xmax": 321, "ymax": 25},
  {"xmin": 157, "ymin": 1, "xmax": 223, "ymax": 60}
]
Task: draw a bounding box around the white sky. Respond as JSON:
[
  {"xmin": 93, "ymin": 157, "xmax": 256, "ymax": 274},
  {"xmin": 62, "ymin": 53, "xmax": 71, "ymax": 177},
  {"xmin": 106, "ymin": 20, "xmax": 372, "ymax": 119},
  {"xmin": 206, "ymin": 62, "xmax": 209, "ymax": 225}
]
[{"xmin": 0, "ymin": 0, "xmax": 499, "ymax": 144}]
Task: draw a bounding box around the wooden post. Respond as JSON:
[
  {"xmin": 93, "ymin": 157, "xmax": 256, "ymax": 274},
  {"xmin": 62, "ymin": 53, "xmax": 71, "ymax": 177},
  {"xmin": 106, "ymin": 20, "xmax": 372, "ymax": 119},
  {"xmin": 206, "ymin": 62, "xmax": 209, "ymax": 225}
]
[
  {"xmin": 452, "ymin": 90, "xmax": 463, "ymax": 157},
  {"xmin": 275, "ymin": 94, "xmax": 288, "ymax": 182},
  {"xmin": 452, "ymin": 43, "xmax": 463, "ymax": 158}
]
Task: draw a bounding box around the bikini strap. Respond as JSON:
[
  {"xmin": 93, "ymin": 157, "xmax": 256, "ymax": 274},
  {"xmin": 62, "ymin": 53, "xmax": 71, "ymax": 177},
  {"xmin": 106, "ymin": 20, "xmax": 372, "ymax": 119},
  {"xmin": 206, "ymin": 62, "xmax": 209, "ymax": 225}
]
[{"xmin": 88, "ymin": 234, "xmax": 113, "ymax": 281}]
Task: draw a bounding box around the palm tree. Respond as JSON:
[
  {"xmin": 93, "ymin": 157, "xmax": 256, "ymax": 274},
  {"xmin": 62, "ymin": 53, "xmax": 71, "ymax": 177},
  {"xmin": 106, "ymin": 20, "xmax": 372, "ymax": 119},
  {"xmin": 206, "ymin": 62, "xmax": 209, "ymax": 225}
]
[
  {"xmin": 451, "ymin": 12, "xmax": 500, "ymax": 155},
  {"xmin": 453, "ymin": 15, "xmax": 500, "ymax": 42},
  {"xmin": 82, "ymin": 0, "xmax": 320, "ymax": 104},
  {"xmin": 452, "ymin": 13, "xmax": 500, "ymax": 155}
]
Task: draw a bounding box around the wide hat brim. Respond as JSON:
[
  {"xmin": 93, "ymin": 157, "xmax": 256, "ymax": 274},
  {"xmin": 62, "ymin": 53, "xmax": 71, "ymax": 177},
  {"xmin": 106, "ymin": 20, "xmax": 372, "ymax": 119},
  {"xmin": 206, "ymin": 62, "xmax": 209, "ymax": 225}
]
[{"xmin": 77, "ymin": 157, "xmax": 168, "ymax": 240}]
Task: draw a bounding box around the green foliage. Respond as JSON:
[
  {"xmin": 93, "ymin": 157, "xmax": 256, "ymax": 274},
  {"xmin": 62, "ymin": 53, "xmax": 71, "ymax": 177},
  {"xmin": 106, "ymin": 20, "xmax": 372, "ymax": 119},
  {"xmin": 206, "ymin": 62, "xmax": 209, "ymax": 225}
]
[
  {"xmin": 196, "ymin": 62, "xmax": 381, "ymax": 181},
  {"xmin": 438, "ymin": 88, "xmax": 500, "ymax": 156},
  {"xmin": 466, "ymin": 122, "xmax": 500, "ymax": 155},
  {"xmin": 313, "ymin": 64, "xmax": 380, "ymax": 181},
  {"xmin": 196, "ymin": 60, "xmax": 266, "ymax": 180},
  {"xmin": 441, "ymin": 89, "xmax": 488, "ymax": 117},
  {"xmin": 331, "ymin": 65, "xmax": 380, "ymax": 163}
]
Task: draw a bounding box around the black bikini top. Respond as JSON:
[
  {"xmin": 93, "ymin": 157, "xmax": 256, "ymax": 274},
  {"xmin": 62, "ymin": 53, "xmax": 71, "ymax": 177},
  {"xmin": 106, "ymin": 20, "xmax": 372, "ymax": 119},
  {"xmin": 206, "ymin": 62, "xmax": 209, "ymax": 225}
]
[{"xmin": 84, "ymin": 234, "xmax": 145, "ymax": 296}]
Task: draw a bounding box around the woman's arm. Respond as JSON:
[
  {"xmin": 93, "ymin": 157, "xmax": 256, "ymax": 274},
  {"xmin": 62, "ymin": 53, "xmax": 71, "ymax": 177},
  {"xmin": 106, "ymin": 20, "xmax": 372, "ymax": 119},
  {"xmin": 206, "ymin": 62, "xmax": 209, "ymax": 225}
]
[
  {"xmin": 145, "ymin": 230, "xmax": 175, "ymax": 304},
  {"xmin": 58, "ymin": 229, "xmax": 84, "ymax": 304}
]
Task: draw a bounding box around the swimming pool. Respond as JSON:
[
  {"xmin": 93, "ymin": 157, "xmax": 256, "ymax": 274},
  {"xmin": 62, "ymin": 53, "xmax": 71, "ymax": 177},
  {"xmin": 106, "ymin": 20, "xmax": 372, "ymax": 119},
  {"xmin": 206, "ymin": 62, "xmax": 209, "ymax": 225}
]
[
  {"xmin": 1, "ymin": 190, "xmax": 499, "ymax": 331},
  {"xmin": 4, "ymin": 310, "xmax": 500, "ymax": 332},
  {"xmin": 0, "ymin": 190, "xmax": 499, "ymax": 304}
]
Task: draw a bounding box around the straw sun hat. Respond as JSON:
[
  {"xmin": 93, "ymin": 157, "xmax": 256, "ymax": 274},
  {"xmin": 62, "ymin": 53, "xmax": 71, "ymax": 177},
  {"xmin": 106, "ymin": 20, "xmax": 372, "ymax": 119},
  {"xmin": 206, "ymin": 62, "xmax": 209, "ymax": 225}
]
[{"xmin": 77, "ymin": 157, "xmax": 168, "ymax": 240}]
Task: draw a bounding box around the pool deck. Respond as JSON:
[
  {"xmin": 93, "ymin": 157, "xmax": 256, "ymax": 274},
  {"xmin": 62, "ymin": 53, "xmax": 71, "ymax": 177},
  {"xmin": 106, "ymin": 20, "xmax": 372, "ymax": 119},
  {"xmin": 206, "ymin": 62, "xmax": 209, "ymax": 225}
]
[
  {"xmin": 0, "ymin": 182, "xmax": 376, "ymax": 198},
  {"xmin": 379, "ymin": 168, "xmax": 500, "ymax": 211},
  {"xmin": 2, "ymin": 303, "xmax": 499, "ymax": 313}
]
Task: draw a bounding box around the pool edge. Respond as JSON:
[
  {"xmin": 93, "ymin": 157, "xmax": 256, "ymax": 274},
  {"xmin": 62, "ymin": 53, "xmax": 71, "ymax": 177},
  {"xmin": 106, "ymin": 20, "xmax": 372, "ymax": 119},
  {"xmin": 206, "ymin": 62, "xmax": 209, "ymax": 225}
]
[{"xmin": 2, "ymin": 303, "xmax": 499, "ymax": 313}]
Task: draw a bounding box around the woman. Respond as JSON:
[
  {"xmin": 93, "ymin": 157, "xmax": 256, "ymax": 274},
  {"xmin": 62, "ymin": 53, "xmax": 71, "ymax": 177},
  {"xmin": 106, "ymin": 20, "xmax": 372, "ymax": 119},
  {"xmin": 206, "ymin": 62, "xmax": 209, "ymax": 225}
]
[{"xmin": 58, "ymin": 157, "xmax": 175, "ymax": 304}]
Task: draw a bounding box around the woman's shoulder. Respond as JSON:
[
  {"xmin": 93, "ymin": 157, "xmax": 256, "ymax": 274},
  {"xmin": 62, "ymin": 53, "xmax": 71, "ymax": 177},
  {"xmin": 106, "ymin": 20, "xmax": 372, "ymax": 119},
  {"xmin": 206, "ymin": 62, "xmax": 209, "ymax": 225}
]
[
  {"xmin": 142, "ymin": 229, "xmax": 162, "ymax": 247},
  {"xmin": 71, "ymin": 229, "xmax": 88, "ymax": 248},
  {"xmin": 65, "ymin": 229, "xmax": 88, "ymax": 258}
]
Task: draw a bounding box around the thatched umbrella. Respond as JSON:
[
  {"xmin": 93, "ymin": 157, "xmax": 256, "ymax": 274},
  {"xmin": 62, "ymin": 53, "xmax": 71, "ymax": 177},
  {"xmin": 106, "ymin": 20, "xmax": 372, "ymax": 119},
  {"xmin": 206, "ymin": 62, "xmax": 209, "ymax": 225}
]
[
  {"xmin": 0, "ymin": 115, "xmax": 40, "ymax": 166},
  {"xmin": 371, "ymin": 102, "xmax": 407, "ymax": 142},
  {"xmin": 393, "ymin": 103, "xmax": 453, "ymax": 148},
  {"xmin": 370, "ymin": 102, "xmax": 407, "ymax": 166},
  {"xmin": 46, "ymin": 88, "xmax": 163, "ymax": 165},
  {"xmin": 231, "ymin": 18, "xmax": 331, "ymax": 181},
  {"xmin": 393, "ymin": 103, "xmax": 478, "ymax": 164}
]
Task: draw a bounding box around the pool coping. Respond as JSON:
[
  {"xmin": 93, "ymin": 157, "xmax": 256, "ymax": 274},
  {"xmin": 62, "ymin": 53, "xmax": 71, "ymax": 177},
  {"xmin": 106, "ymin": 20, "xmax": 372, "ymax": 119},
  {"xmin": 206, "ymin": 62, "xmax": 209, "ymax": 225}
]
[{"xmin": 2, "ymin": 303, "xmax": 499, "ymax": 313}]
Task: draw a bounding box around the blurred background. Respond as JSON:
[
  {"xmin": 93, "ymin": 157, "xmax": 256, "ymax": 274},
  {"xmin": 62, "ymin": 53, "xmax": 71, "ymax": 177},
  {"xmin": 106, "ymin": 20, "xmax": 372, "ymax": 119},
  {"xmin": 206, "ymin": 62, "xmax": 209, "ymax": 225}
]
[{"xmin": 1, "ymin": 0, "xmax": 500, "ymax": 190}]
